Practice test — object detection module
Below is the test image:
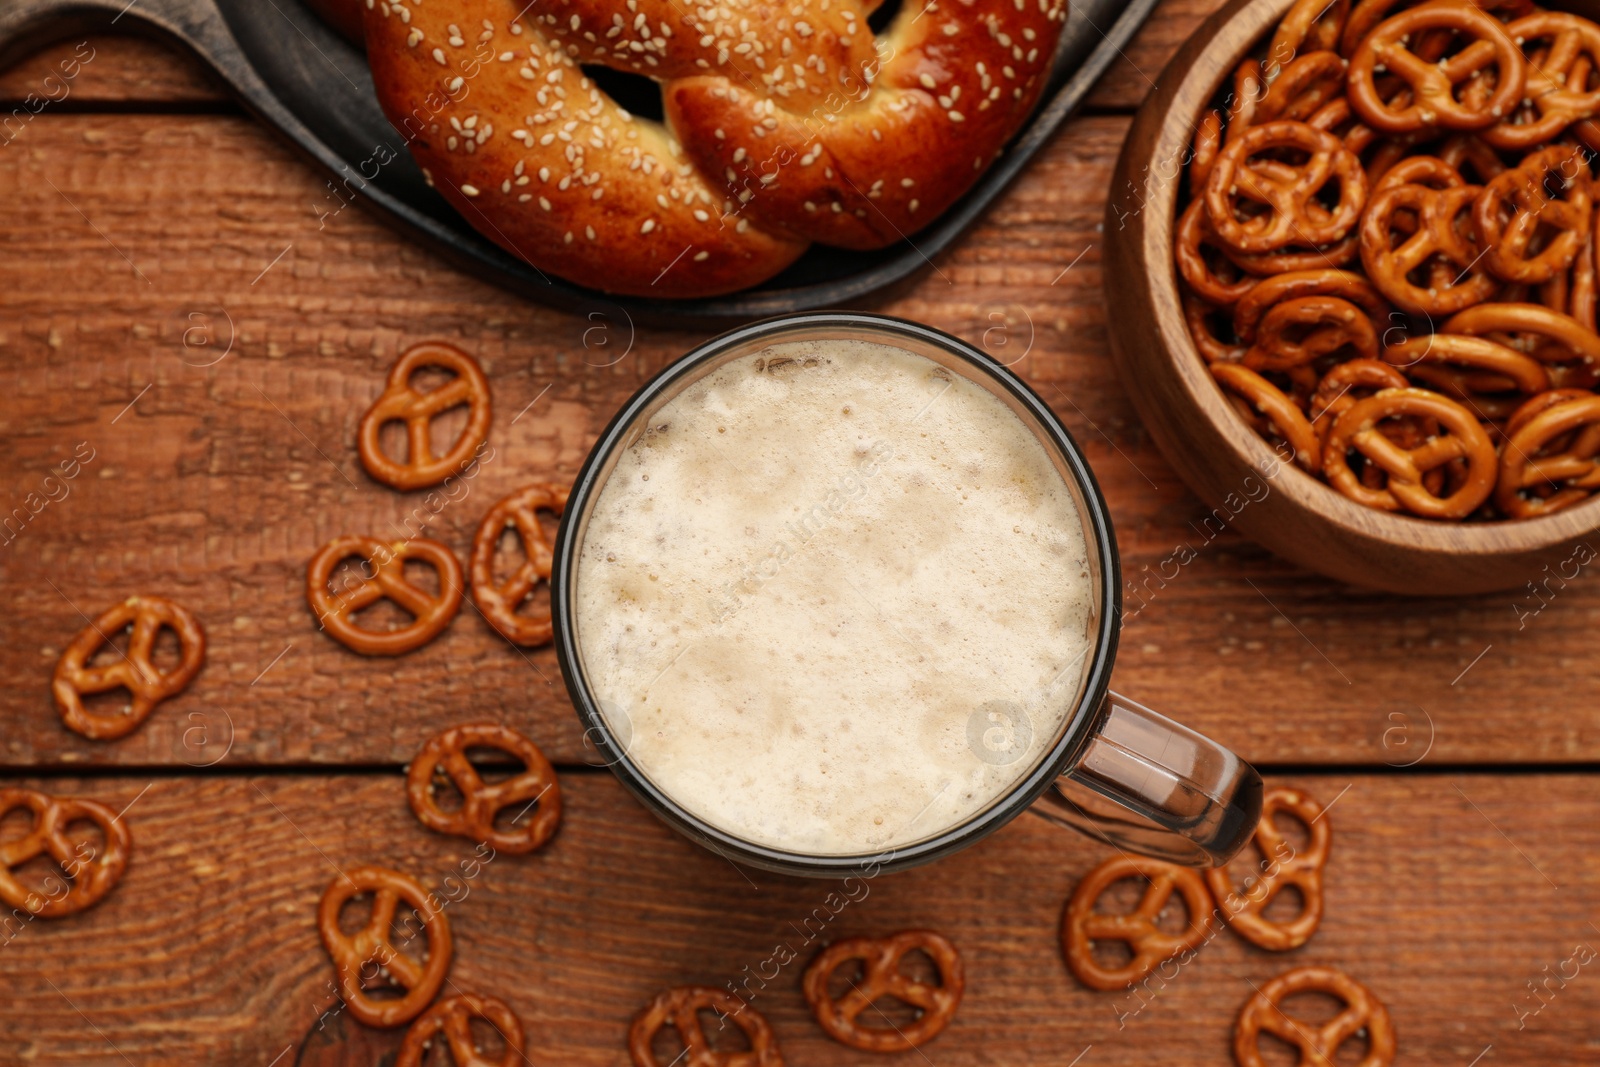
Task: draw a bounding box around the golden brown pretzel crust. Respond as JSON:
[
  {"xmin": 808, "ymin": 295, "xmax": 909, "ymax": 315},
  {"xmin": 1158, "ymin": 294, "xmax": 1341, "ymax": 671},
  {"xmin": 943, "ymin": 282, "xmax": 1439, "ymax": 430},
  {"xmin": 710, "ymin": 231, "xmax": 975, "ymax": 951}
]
[
  {"xmin": 397, "ymin": 992, "xmax": 526, "ymax": 1067},
  {"xmin": 356, "ymin": 0, "xmax": 1065, "ymax": 295},
  {"xmin": 317, "ymin": 865, "xmax": 454, "ymax": 1029},
  {"xmin": 1234, "ymin": 965, "xmax": 1396, "ymax": 1067},
  {"xmin": 1205, "ymin": 785, "xmax": 1330, "ymax": 952},
  {"xmin": 306, "ymin": 535, "xmax": 465, "ymax": 656},
  {"xmin": 52, "ymin": 595, "xmax": 207, "ymax": 741},
  {"xmin": 803, "ymin": 930, "xmax": 964, "ymax": 1051},
  {"xmin": 470, "ymin": 482, "xmax": 567, "ymax": 646},
  {"xmin": 363, "ymin": 0, "xmax": 806, "ymax": 297},
  {"xmin": 1061, "ymin": 855, "xmax": 1216, "ymax": 991},
  {"xmin": 358, "ymin": 342, "xmax": 492, "ymax": 491},
  {"xmin": 406, "ymin": 723, "xmax": 563, "ymax": 853},
  {"xmin": 0, "ymin": 788, "xmax": 131, "ymax": 918},
  {"xmin": 629, "ymin": 987, "xmax": 784, "ymax": 1067},
  {"xmin": 665, "ymin": 0, "xmax": 1068, "ymax": 249}
]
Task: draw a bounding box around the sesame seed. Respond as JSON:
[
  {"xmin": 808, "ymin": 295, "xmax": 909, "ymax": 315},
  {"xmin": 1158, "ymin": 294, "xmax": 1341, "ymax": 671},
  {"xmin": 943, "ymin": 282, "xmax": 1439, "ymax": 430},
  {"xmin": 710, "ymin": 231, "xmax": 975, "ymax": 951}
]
[
  {"xmin": 462, "ymin": 184, "xmax": 480, "ymax": 196},
  {"xmin": 641, "ymin": 219, "xmax": 656, "ymax": 233}
]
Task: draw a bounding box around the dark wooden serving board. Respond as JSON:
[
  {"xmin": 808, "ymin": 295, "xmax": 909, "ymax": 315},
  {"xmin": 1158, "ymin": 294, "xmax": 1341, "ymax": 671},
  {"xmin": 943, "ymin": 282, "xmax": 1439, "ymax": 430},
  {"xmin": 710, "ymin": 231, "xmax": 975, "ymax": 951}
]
[{"xmin": 0, "ymin": 0, "xmax": 1157, "ymax": 326}]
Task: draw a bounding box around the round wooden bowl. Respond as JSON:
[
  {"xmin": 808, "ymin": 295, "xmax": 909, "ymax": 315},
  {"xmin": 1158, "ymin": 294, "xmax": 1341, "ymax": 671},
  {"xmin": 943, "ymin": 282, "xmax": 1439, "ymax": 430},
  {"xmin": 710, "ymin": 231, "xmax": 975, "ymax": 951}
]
[{"xmin": 1104, "ymin": 0, "xmax": 1600, "ymax": 595}]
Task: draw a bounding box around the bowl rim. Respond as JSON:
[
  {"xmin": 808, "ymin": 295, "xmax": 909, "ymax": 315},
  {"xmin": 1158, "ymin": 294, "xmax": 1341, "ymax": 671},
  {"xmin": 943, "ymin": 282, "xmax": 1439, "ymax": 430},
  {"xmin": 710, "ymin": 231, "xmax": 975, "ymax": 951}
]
[{"xmin": 1145, "ymin": 0, "xmax": 1600, "ymax": 554}]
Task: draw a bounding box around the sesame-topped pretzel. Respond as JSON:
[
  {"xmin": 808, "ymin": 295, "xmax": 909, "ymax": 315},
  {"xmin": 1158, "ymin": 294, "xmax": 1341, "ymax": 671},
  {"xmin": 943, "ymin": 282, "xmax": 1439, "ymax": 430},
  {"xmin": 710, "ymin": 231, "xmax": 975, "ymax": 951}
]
[{"xmin": 348, "ymin": 0, "xmax": 1067, "ymax": 296}]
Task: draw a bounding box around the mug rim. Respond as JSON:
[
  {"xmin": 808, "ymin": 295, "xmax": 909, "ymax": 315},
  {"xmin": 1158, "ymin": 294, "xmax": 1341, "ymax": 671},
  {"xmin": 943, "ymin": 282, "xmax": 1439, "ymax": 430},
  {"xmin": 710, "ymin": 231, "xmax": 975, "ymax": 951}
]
[{"xmin": 550, "ymin": 311, "xmax": 1124, "ymax": 877}]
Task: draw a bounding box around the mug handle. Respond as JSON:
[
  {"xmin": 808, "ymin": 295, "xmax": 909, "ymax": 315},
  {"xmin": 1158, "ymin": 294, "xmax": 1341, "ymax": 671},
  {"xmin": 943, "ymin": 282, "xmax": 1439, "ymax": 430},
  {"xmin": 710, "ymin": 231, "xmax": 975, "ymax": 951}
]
[{"xmin": 1032, "ymin": 691, "xmax": 1262, "ymax": 867}]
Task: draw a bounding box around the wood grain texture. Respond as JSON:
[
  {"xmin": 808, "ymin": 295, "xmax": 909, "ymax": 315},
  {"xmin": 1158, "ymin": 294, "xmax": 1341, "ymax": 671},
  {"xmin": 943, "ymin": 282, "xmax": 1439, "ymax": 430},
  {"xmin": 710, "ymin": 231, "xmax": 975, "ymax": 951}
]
[
  {"xmin": 1083, "ymin": 0, "xmax": 1231, "ymax": 111},
  {"xmin": 0, "ymin": 14, "xmax": 1595, "ymax": 1067},
  {"xmin": 0, "ymin": 35, "xmax": 223, "ymax": 108},
  {"xmin": 2, "ymin": 111, "xmax": 1599, "ymax": 769},
  {"xmin": 1, "ymin": 772, "xmax": 1594, "ymax": 1065}
]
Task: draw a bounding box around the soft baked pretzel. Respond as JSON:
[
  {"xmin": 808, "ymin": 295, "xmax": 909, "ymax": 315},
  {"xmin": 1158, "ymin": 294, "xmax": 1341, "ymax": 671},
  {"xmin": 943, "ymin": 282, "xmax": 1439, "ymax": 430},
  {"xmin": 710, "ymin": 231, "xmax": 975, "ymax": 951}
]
[{"xmin": 353, "ymin": 0, "xmax": 1066, "ymax": 295}]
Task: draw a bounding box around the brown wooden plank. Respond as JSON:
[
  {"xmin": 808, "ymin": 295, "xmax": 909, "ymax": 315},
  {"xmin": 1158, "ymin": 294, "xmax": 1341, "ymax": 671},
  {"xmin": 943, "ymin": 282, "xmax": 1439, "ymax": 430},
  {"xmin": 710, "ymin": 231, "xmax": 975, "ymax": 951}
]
[
  {"xmin": 0, "ymin": 771, "xmax": 1593, "ymax": 1064},
  {"xmin": 0, "ymin": 35, "xmax": 223, "ymax": 110},
  {"xmin": 1084, "ymin": 0, "xmax": 1230, "ymax": 111},
  {"xmin": 3, "ymin": 110, "xmax": 1598, "ymax": 770}
]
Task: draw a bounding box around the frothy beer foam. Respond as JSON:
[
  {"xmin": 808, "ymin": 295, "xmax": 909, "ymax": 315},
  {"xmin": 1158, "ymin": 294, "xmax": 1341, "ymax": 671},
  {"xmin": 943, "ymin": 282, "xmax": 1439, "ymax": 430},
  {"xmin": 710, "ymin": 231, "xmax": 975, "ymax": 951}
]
[{"xmin": 574, "ymin": 339, "xmax": 1096, "ymax": 855}]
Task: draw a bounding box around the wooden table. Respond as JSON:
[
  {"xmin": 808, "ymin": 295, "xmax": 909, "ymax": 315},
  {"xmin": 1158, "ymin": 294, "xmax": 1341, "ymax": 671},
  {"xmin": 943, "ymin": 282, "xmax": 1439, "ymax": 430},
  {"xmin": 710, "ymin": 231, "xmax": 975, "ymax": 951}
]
[{"xmin": 2, "ymin": 5, "xmax": 1597, "ymax": 1063}]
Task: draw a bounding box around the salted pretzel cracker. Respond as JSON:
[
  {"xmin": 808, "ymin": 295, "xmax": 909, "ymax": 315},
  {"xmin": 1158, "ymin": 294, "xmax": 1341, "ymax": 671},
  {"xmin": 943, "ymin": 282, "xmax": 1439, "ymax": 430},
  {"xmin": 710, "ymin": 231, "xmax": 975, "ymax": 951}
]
[
  {"xmin": 1213, "ymin": 363, "xmax": 1323, "ymax": 472},
  {"xmin": 1061, "ymin": 855, "xmax": 1215, "ymax": 991},
  {"xmin": 1483, "ymin": 12, "xmax": 1600, "ymax": 150},
  {"xmin": 1323, "ymin": 387, "xmax": 1498, "ymax": 517},
  {"xmin": 1185, "ymin": 294, "xmax": 1248, "ymax": 364},
  {"xmin": 1475, "ymin": 144, "xmax": 1593, "ymax": 284},
  {"xmin": 1347, "ymin": 4, "xmax": 1526, "ymax": 133},
  {"xmin": 397, "ymin": 993, "xmax": 526, "ymax": 1067},
  {"xmin": 1310, "ymin": 357, "xmax": 1410, "ymax": 437},
  {"xmin": 1444, "ymin": 302, "xmax": 1600, "ymax": 366},
  {"xmin": 1231, "ymin": 268, "xmax": 1389, "ymax": 343},
  {"xmin": 1269, "ymin": 0, "xmax": 1351, "ymax": 73},
  {"xmin": 0, "ymin": 788, "xmax": 131, "ymax": 918},
  {"xmin": 804, "ymin": 931, "xmax": 964, "ymax": 1051},
  {"xmin": 318, "ymin": 865, "xmax": 453, "ymax": 1029},
  {"xmin": 307, "ymin": 535, "xmax": 464, "ymax": 656},
  {"xmin": 1206, "ymin": 786, "xmax": 1331, "ymax": 951},
  {"xmin": 1257, "ymin": 51, "xmax": 1349, "ymax": 125},
  {"xmin": 629, "ymin": 987, "xmax": 783, "ymax": 1067},
  {"xmin": 359, "ymin": 342, "xmax": 492, "ymax": 492},
  {"xmin": 1359, "ymin": 181, "xmax": 1496, "ymax": 315},
  {"xmin": 52, "ymin": 595, "xmax": 206, "ymax": 741},
  {"xmin": 1496, "ymin": 393, "xmax": 1600, "ymax": 515},
  {"xmin": 1245, "ymin": 296, "xmax": 1380, "ymax": 372},
  {"xmin": 407, "ymin": 723, "xmax": 563, "ymax": 853},
  {"xmin": 470, "ymin": 482, "xmax": 568, "ymax": 647},
  {"xmin": 1204, "ymin": 121, "xmax": 1368, "ymax": 254},
  {"xmin": 1178, "ymin": 200, "xmax": 1259, "ymax": 306},
  {"xmin": 1235, "ymin": 965, "xmax": 1396, "ymax": 1067}
]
